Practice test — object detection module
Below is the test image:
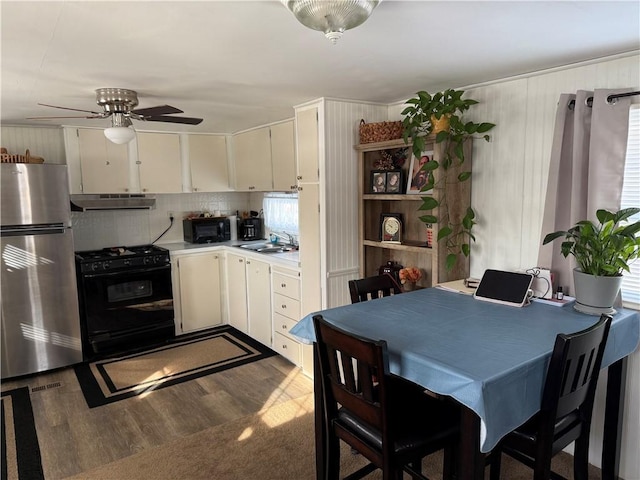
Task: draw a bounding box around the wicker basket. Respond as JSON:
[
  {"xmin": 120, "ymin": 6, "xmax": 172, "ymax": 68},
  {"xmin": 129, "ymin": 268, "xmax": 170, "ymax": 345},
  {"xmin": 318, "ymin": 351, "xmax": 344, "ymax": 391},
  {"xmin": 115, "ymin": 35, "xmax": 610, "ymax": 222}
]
[
  {"xmin": 359, "ymin": 119, "xmax": 403, "ymax": 144},
  {"xmin": 0, "ymin": 148, "xmax": 45, "ymax": 164}
]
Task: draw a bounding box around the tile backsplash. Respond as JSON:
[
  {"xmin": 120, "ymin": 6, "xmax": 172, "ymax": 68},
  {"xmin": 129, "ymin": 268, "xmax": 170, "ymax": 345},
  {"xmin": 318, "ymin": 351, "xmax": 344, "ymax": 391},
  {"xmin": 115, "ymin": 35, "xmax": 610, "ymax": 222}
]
[{"xmin": 72, "ymin": 192, "xmax": 259, "ymax": 250}]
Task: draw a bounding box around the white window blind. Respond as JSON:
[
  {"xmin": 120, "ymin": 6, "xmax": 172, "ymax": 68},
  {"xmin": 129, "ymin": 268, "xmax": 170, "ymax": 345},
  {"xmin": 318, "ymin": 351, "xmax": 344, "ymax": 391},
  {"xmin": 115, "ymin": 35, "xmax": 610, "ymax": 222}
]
[
  {"xmin": 621, "ymin": 104, "xmax": 640, "ymax": 307},
  {"xmin": 263, "ymin": 193, "xmax": 299, "ymax": 236}
]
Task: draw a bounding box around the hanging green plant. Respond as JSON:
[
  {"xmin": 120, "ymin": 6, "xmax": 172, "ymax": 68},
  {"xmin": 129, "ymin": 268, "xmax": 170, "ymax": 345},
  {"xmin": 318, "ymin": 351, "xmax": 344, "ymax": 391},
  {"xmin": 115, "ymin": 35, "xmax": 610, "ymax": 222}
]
[{"xmin": 401, "ymin": 88, "xmax": 496, "ymax": 271}]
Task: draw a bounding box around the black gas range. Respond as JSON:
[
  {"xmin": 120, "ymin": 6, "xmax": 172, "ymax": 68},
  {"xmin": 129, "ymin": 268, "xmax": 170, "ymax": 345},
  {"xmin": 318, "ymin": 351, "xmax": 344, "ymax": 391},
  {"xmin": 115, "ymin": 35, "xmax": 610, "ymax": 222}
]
[
  {"xmin": 75, "ymin": 244, "xmax": 171, "ymax": 273},
  {"xmin": 75, "ymin": 245, "xmax": 175, "ymax": 359}
]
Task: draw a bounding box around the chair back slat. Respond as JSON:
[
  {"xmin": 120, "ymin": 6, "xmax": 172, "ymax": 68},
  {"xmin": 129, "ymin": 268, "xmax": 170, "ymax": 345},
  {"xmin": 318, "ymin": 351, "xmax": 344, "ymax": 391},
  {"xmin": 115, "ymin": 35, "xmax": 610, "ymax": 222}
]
[
  {"xmin": 341, "ymin": 352, "xmax": 357, "ymax": 391},
  {"xmin": 349, "ymin": 275, "xmax": 402, "ymax": 304},
  {"xmin": 314, "ymin": 315, "xmax": 388, "ymax": 430},
  {"xmin": 542, "ymin": 314, "xmax": 612, "ymax": 421}
]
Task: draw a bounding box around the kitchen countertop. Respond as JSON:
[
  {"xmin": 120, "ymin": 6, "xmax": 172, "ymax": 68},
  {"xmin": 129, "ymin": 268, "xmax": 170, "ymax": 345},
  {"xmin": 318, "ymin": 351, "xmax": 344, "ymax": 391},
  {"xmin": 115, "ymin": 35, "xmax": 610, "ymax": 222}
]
[{"xmin": 158, "ymin": 240, "xmax": 300, "ymax": 268}]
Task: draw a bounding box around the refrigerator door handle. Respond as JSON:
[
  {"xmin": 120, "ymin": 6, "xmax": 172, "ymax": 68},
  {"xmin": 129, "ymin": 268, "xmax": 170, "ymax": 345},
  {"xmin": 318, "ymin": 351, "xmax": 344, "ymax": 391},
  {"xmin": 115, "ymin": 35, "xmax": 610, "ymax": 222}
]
[{"xmin": 0, "ymin": 225, "xmax": 67, "ymax": 236}]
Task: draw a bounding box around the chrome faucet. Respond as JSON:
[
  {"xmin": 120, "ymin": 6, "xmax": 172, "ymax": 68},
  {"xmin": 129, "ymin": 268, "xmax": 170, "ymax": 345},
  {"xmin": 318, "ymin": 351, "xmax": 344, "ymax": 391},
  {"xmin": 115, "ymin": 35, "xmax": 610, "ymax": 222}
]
[{"xmin": 272, "ymin": 231, "xmax": 298, "ymax": 247}]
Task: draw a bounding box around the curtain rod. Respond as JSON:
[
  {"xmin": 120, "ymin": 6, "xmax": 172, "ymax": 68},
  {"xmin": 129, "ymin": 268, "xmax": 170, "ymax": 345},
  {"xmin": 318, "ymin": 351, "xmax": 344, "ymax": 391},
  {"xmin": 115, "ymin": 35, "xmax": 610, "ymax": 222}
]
[
  {"xmin": 608, "ymin": 90, "xmax": 640, "ymax": 102},
  {"xmin": 568, "ymin": 90, "xmax": 640, "ymax": 110}
]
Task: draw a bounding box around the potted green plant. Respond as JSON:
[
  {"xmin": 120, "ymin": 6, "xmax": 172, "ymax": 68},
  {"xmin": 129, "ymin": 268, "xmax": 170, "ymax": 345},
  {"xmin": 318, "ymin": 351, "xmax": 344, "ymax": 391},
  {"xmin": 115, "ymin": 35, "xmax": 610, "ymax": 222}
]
[
  {"xmin": 401, "ymin": 88, "xmax": 496, "ymax": 271},
  {"xmin": 542, "ymin": 207, "xmax": 640, "ymax": 314}
]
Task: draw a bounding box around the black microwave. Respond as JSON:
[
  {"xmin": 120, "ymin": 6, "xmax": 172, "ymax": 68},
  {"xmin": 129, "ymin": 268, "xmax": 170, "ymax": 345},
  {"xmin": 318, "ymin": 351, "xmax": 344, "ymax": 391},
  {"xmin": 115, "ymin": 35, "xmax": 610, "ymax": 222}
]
[{"xmin": 183, "ymin": 217, "xmax": 231, "ymax": 244}]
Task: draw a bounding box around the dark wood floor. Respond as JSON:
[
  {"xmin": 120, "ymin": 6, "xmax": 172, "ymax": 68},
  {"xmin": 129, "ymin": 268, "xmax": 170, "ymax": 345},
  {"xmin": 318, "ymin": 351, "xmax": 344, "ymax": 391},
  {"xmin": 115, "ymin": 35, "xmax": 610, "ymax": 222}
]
[{"xmin": 1, "ymin": 353, "xmax": 314, "ymax": 479}]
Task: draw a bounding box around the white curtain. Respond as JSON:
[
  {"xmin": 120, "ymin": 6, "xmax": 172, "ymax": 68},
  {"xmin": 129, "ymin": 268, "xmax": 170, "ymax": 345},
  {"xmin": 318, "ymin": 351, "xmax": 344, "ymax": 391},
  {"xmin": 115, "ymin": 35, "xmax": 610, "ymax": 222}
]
[
  {"xmin": 263, "ymin": 193, "xmax": 299, "ymax": 235},
  {"xmin": 538, "ymin": 89, "xmax": 634, "ymax": 296}
]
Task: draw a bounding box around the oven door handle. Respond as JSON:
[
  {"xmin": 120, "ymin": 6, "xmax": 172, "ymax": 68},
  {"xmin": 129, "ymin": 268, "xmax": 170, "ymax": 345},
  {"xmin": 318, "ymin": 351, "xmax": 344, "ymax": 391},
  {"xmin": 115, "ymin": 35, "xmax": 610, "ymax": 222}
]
[{"xmin": 82, "ymin": 264, "xmax": 171, "ymax": 279}]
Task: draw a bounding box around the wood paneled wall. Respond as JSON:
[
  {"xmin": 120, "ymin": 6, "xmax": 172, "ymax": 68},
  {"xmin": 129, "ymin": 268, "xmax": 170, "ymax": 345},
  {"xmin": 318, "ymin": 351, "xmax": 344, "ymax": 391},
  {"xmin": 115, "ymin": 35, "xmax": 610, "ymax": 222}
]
[
  {"xmin": 1, "ymin": 125, "xmax": 66, "ymax": 163},
  {"xmin": 388, "ymin": 53, "xmax": 640, "ymax": 479},
  {"xmin": 389, "ymin": 54, "xmax": 640, "ymax": 279},
  {"xmin": 323, "ymin": 99, "xmax": 388, "ymax": 307}
]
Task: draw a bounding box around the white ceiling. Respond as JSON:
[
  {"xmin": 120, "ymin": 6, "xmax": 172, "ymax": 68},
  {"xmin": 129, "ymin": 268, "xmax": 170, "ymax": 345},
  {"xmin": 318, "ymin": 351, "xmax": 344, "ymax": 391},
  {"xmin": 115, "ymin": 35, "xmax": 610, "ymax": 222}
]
[{"xmin": 2, "ymin": 1, "xmax": 639, "ymax": 134}]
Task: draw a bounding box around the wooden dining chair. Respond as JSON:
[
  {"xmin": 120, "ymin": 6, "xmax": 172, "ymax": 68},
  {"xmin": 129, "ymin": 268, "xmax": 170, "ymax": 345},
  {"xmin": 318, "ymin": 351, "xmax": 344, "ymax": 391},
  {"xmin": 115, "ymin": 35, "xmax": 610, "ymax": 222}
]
[
  {"xmin": 348, "ymin": 274, "xmax": 402, "ymax": 304},
  {"xmin": 313, "ymin": 314, "xmax": 460, "ymax": 480},
  {"xmin": 489, "ymin": 314, "xmax": 612, "ymax": 480}
]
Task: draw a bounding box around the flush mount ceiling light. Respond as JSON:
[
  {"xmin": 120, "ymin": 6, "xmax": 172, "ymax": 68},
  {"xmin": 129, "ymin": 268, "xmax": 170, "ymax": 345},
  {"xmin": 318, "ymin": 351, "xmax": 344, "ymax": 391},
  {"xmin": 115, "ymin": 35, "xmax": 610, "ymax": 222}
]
[
  {"xmin": 104, "ymin": 112, "xmax": 136, "ymax": 144},
  {"xmin": 281, "ymin": 0, "xmax": 380, "ymax": 44}
]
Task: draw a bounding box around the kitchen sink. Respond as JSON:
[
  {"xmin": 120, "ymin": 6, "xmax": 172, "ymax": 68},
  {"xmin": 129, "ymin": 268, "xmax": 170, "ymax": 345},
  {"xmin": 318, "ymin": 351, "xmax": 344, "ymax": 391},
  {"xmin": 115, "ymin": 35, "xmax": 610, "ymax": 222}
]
[{"xmin": 237, "ymin": 242, "xmax": 297, "ymax": 254}]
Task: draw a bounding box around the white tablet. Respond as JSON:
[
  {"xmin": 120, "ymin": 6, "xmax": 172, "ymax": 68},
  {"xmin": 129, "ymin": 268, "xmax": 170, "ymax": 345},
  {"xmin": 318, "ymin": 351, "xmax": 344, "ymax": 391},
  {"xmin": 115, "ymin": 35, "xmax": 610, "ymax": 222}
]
[{"xmin": 473, "ymin": 269, "xmax": 534, "ymax": 307}]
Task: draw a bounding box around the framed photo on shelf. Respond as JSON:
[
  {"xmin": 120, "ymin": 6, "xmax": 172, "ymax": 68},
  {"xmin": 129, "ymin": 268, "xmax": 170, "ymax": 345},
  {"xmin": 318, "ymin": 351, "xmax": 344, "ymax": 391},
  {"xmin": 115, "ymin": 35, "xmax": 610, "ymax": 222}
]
[
  {"xmin": 385, "ymin": 170, "xmax": 403, "ymax": 194},
  {"xmin": 371, "ymin": 170, "xmax": 387, "ymax": 193},
  {"xmin": 406, "ymin": 150, "xmax": 434, "ymax": 194},
  {"xmin": 380, "ymin": 213, "xmax": 403, "ymax": 243}
]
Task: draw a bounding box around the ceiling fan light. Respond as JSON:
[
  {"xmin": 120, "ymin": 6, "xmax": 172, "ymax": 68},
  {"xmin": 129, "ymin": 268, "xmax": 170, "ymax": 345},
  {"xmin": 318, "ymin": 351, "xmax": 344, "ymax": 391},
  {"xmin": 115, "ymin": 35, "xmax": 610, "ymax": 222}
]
[
  {"xmin": 104, "ymin": 126, "xmax": 136, "ymax": 144},
  {"xmin": 282, "ymin": 0, "xmax": 380, "ymax": 44}
]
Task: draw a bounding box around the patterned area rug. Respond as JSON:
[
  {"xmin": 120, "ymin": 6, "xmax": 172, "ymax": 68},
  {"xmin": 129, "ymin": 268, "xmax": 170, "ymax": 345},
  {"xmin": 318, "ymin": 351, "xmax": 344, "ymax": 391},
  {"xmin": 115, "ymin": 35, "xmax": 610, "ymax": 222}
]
[
  {"xmin": 74, "ymin": 325, "xmax": 276, "ymax": 408},
  {"xmin": 1, "ymin": 387, "xmax": 44, "ymax": 480}
]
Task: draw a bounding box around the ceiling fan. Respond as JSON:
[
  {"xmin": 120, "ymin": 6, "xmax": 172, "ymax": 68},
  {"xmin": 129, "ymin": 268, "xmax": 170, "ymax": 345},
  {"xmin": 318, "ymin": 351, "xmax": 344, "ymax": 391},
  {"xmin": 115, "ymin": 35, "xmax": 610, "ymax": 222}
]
[{"xmin": 29, "ymin": 88, "xmax": 203, "ymax": 144}]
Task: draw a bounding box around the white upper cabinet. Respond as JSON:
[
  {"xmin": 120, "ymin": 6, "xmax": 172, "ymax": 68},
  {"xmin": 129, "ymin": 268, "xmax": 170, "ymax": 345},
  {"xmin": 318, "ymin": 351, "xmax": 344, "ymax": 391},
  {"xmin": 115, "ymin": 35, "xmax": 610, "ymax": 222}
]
[
  {"xmin": 296, "ymin": 107, "xmax": 319, "ymax": 183},
  {"xmin": 270, "ymin": 120, "xmax": 297, "ymax": 192},
  {"xmin": 136, "ymin": 132, "xmax": 182, "ymax": 193},
  {"xmin": 187, "ymin": 134, "xmax": 230, "ymax": 192},
  {"xmin": 77, "ymin": 128, "xmax": 129, "ymax": 193},
  {"xmin": 233, "ymin": 127, "xmax": 273, "ymax": 191}
]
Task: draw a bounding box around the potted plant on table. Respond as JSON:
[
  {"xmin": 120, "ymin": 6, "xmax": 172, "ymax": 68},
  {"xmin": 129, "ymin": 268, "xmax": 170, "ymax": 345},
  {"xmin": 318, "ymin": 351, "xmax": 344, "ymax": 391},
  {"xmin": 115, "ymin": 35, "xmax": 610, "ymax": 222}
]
[
  {"xmin": 401, "ymin": 88, "xmax": 496, "ymax": 271},
  {"xmin": 542, "ymin": 207, "xmax": 640, "ymax": 314}
]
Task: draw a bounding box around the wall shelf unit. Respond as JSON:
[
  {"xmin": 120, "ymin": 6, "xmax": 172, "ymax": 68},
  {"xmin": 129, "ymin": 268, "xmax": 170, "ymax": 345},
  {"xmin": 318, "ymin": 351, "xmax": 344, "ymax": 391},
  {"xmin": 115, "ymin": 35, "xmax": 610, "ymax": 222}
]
[{"xmin": 356, "ymin": 137, "xmax": 471, "ymax": 287}]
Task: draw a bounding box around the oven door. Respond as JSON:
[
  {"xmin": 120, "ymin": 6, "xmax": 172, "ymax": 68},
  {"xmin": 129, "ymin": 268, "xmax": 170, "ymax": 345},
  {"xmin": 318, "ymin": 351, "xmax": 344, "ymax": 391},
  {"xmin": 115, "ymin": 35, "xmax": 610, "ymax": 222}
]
[{"xmin": 79, "ymin": 264, "xmax": 174, "ymax": 352}]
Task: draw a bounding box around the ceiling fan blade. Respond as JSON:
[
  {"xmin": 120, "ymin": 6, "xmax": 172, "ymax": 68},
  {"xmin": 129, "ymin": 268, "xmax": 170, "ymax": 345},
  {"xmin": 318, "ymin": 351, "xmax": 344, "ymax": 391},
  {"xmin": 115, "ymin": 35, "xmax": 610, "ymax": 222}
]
[
  {"xmin": 144, "ymin": 115, "xmax": 203, "ymax": 125},
  {"xmin": 131, "ymin": 105, "xmax": 183, "ymax": 116},
  {"xmin": 38, "ymin": 103, "xmax": 103, "ymax": 115},
  {"xmin": 27, "ymin": 115, "xmax": 105, "ymax": 120}
]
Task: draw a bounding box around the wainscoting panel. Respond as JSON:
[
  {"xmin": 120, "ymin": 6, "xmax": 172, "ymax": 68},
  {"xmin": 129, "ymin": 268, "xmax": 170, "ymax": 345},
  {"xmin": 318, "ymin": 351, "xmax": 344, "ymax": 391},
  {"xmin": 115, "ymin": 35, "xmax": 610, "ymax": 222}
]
[
  {"xmin": 1, "ymin": 126, "xmax": 66, "ymax": 164},
  {"xmin": 326, "ymin": 267, "xmax": 361, "ymax": 308},
  {"xmin": 324, "ymin": 99, "xmax": 388, "ymax": 308}
]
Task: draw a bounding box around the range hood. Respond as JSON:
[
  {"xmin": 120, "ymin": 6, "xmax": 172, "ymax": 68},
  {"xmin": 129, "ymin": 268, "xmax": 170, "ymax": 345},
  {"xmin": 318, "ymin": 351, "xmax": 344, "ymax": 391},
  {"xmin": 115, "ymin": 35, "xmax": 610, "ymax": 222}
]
[{"xmin": 70, "ymin": 194, "xmax": 156, "ymax": 211}]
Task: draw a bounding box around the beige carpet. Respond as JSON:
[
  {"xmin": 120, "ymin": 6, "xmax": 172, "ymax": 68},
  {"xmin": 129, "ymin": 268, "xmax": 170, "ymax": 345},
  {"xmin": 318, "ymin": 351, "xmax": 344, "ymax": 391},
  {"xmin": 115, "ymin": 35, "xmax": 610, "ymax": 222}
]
[{"xmin": 64, "ymin": 393, "xmax": 602, "ymax": 480}]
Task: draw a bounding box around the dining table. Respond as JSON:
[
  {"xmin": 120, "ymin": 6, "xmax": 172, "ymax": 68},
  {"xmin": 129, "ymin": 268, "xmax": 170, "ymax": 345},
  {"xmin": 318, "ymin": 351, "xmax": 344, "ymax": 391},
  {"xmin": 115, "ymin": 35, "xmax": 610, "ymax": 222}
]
[{"xmin": 289, "ymin": 286, "xmax": 640, "ymax": 480}]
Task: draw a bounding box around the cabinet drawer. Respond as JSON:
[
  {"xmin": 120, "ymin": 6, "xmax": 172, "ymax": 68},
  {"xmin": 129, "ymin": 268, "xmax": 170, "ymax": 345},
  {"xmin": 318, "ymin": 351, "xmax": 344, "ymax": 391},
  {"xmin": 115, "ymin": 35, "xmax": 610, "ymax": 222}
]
[
  {"xmin": 273, "ymin": 312, "xmax": 299, "ymax": 341},
  {"xmin": 273, "ymin": 293, "xmax": 300, "ymax": 320},
  {"xmin": 273, "ymin": 332, "xmax": 301, "ymax": 365},
  {"xmin": 273, "ymin": 272, "xmax": 300, "ymax": 299}
]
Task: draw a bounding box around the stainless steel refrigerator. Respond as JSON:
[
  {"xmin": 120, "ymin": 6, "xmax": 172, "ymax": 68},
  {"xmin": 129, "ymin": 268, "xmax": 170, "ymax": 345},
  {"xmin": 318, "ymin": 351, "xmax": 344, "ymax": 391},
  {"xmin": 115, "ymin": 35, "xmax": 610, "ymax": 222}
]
[{"xmin": 1, "ymin": 163, "xmax": 83, "ymax": 378}]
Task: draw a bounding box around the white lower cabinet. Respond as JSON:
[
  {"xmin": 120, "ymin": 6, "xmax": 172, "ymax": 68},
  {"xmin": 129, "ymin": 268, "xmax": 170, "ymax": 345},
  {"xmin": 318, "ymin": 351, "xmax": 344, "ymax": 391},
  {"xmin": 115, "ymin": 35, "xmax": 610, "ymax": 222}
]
[
  {"xmin": 226, "ymin": 253, "xmax": 249, "ymax": 333},
  {"xmin": 246, "ymin": 258, "xmax": 272, "ymax": 347},
  {"xmin": 271, "ymin": 266, "xmax": 303, "ymax": 366},
  {"xmin": 226, "ymin": 252, "xmax": 272, "ymax": 347},
  {"xmin": 172, "ymin": 251, "xmax": 222, "ymax": 334}
]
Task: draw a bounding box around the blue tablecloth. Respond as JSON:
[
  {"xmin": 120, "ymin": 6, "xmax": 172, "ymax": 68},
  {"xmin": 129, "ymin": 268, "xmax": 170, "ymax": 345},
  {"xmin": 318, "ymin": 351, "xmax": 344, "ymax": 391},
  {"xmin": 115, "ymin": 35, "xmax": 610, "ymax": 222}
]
[{"xmin": 289, "ymin": 287, "xmax": 640, "ymax": 453}]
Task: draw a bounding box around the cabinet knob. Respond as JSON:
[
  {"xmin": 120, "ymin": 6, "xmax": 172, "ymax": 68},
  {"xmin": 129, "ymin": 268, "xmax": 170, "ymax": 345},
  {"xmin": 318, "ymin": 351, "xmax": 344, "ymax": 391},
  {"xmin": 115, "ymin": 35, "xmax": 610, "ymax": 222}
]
[
  {"xmin": 105, "ymin": 161, "xmax": 110, "ymax": 166},
  {"xmin": 239, "ymin": 259, "xmax": 244, "ymax": 263},
  {"xmin": 297, "ymin": 176, "xmax": 302, "ymax": 180},
  {"xmin": 124, "ymin": 188, "xmax": 129, "ymax": 192},
  {"xmin": 142, "ymin": 188, "xmax": 148, "ymax": 192},
  {"xmin": 282, "ymin": 325, "xmax": 287, "ymax": 330},
  {"xmin": 194, "ymin": 187, "xmax": 198, "ymax": 191},
  {"xmin": 281, "ymin": 283, "xmax": 286, "ymax": 288},
  {"xmin": 298, "ymin": 186, "xmax": 303, "ymax": 191},
  {"xmin": 136, "ymin": 160, "xmax": 142, "ymax": 165},
  {"xmin": 281, "ymin": 304, "xmax": 287, "ymax": 309},
  {"xmin": 282, "ymin": 344, "xmax": 287, "ymax": 349}
]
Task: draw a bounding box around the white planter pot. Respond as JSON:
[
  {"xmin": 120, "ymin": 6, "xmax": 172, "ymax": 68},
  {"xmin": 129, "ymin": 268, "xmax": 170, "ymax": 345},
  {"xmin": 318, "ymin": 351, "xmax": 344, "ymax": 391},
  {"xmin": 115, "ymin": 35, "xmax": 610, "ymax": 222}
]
[{"xmin": 572, "ymin": 268, "xmax": 622, "ymax": 315}]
